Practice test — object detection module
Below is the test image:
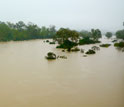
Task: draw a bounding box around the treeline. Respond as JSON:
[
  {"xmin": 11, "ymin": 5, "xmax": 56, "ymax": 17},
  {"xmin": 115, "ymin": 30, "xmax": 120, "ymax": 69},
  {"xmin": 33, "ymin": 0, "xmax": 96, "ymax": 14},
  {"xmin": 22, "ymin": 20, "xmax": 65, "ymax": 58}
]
[
  {"xmin": 0, "ymin": 21, "xmax": 56, "ymax": 41},
  {"xmin": 0, "ymin": 21, "xmax": 124, "ymax": 42}
]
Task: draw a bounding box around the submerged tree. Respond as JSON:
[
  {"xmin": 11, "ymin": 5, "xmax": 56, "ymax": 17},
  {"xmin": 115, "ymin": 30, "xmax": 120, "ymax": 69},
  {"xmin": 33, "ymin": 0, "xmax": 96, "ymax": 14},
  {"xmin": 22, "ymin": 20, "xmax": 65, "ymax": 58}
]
[
  {"xmin": 79, "ymin": 30, "xmax": 91, "ymax": 38},
  {"xmin": 55, "ymin": 28, "xmax": 79, "ymax": 44},
  {"xmin": 116, "ymin": 30, "xmax": 124, "ymax": 40},
  {"xmin": 55, "ymin": 28, "xmax": 79, "ymax": 51},
  {"xmin": 105, "ymin": 32, "xmax": 112, "ymax": 38},
  {"xmin": 45, "ymin": 52, "xmax": 56, "ymax": 60},
  {"xmin": 79, "ymin": 29, "xmax": 101, "ymax": 45},
  {"xmin": 91, "ymin": 29, "xmax": 102, "ymax": 41}
]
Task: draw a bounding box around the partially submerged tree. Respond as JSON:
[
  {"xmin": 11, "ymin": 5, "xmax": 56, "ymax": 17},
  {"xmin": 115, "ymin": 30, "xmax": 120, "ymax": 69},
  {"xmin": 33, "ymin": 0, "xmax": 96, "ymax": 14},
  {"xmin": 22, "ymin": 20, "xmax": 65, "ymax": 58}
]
[
  {"xmin": 105, "ymin": 32, "xmax": 112, "ymax": 38},
  {"xmin": 79, "ymin": 30, "xmax": 91, "ymax": 38},
  {"xmin": 79, "ymin": 29, "xmax": 102, "ymax": 45},
  {"xmin": 86, "ymin": 49, "xmax": 96, "ymax": 54},
  {"xmin": 45, "ymin": 52, "xmax": 56, "ymax": 60},
  {"xmin": 55, "ymin": 28, "xmax": 79, "ymax": 51},
  {"xmin": 100, "ymin": 44, "xmax": 111, "ymax": 48},
  {"xmin": 114, "ymin": 42, "xmax": 124, "ymax": 48},
  {"xmin": 91, "ymin": 29, "xmax": 102, "ymax": 41},
  {"xmin": 116, "ymin": 30, "xmax": 124, "ymax": 40}
]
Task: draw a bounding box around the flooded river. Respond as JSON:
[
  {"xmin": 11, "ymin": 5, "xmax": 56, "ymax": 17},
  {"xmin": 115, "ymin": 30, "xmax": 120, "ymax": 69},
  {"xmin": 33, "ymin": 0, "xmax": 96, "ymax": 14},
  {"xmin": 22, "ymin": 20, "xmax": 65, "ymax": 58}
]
[{"xmin": 0, "ymin": 38, "xmax": 124, "ymax": 107}]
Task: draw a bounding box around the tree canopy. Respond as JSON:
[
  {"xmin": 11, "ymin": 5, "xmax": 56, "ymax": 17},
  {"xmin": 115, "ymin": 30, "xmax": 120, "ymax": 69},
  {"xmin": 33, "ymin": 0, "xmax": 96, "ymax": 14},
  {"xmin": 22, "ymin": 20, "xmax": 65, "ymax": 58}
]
[
  {"xmin": 0, "ymin": 21, "xmax": 56, "ymax": 41},
  {"xmin": 116, "ymin": 29, "xmax": 124, "ymax": 40},
  {"xmin": 105, "ymin": 32, "xmax": 112, "ymax": 38},
  {"xmin": 55, "ymin": 28, "xmax": 79, "ymax": 51},
  {"xmin": 91, "ymin": 29, "xmax": 102, "ymax": 41}
]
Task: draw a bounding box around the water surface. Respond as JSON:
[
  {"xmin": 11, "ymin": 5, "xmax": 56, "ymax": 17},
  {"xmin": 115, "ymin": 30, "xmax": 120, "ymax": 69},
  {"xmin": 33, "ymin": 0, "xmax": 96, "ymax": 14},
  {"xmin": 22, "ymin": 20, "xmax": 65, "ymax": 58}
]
[{"xmin": 0, "ymin": 38, "xmax": 124, "ymax": 107}]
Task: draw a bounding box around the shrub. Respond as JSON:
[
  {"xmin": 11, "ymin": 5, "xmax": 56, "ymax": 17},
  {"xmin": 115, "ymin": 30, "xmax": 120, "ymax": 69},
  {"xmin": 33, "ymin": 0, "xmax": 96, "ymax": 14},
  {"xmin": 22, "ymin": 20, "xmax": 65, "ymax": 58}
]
[
  {"xmin": 79, "ymin": 37, "xmax": 100, "ymax": 45},
  {"xmin": 71, "ymin": 47, "xmax": 80, "ymax": 52},
  {"xmin": 45, "ymin": 52, "xmax": 56, "ymax": 60},
  {"xmin": 56, "ymin": 40, "xmax": 78, "ymax": 51},
  {"xmin": 86, "ymin": 49, "xmax": 96, "ymax": 54},
  {"xmin": 49, "ymin": 42, "xmax": 55, "ymax": 44},
  {"xmin": 100, "ymin": 44, "xmax": 111, "ymax": 47},
  {"xmin": 46, "ymin": 40, "xmax": 49, "ymax": 42},
  {"xmin": 114, "ymin": 42, "xmax": 124, "ymax": 48}
]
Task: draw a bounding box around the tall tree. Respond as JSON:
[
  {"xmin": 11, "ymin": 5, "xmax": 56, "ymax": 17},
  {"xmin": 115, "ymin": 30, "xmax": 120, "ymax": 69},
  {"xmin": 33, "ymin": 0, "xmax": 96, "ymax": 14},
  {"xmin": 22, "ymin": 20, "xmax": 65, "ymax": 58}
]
[
  {"xmin": 105, "ymin": 32, "xmax": 112, "ymax": 38},
  {"xmin": 91, "ymin": 29, "xmax": 102, "ymax": 41}
]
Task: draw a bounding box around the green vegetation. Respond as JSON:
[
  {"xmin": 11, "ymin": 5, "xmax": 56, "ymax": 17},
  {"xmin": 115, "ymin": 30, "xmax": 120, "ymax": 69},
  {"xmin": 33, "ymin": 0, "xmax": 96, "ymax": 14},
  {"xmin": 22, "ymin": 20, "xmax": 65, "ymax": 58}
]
[
  {"xmin": 86, "ymin": 49, "xmax": 96, "ymax": 54},
  {"xmin": 105, "ymin": 32, "xmax": 112, "ymax": 38},
  {"xmin": 46, "ymin": 40, "xmax": 50, "ymax": 42},
  {"xmin": 71, "ymin": 47, "xmax": 80, "ymax": 52},
  {"xmin": 100, "ymin": 44, "xmax": 111, "ymax": 47},
  {"xmin": 91, "ymin": 29, "xmax": 102, "ymax": 41},
  {"xmin": 0, "ymin": 21, "xmax": 56, "ymax": 41},
  {"xmin": 79, "ymin": 30, "xmax": 91, "ymax": 38},
  {"xmin": 45, "ymin": 52, "xmax": 56, "ymax": 60},
  {"xmin": 49, "ymin": 42, "xmax": 55, "ymax": 44},
  {"xmin": 79, "ymin": 29, "xmax": 101, "ymax": 45},
  {"xmin": 112, "ymin": 40, "xmax": 117, "ymax": 42},
  {"xmin": 79, "ymin": 37, "xmax": 100, "ymax": 45},
  {"xmin": 55, "ymin": 28, "xmax": 79, "ymax": 51},
  {"xmin": 116, "ymin": 29, "xmax": 124, "ymax": 40},
  {"xmin": 114, "ymin": 42, "xmax": 124, "ymax": 48},
  {"xmin": 56, "ymin": 40, "xmax": 78, "ymax": 51}
]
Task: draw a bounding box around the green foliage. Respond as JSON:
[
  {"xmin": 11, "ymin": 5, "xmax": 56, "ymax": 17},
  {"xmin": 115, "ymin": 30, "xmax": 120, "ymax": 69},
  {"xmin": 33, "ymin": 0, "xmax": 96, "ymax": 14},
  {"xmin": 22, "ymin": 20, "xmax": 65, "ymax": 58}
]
[
  {"xmin": 114, "ymin": 42, "xmax": 124, "ymax": 48},
  {"xmin": 56, "ymin": 40, "xmax": 78, "ymax": 51},
  {"xmin": 116, "ymin": 29, "xmax": 124, "ymax": 40},
  {"xmin": 46, "ymin": 40, "xmax": 49, "ymax": 42},
  {"xmin": 112, "ymin": 40, "xmax": 117, "ymax": 42},
  {"xmin": 79, "ymin": 29, "xmax": 101, "ymax": 45},
  {"xmin": 86, "ymin": 49, "xmax": 96, "ymax": 54},
  {"xmin": 105, "ymin": 32, "xmax": 112, "ymax": 38},
  {"xmin": 0, "ymin": 21, "xmax": 56, "ymax": 41},
  {"xmin": 46, "ymin": 52, "xmax": 56, "ymax": 60},
  {"xmin": 79, "ymin": 37, "xmax": 100, "ymax": 45},
  {"xmin": 100, "ymin": 44, "xmax": 111, "ymax": 47},
  {"xmin": 55, "ymin": 28, "xmax": 79, "ymax": 51},
  {"xmin": 49, "ymin": 42, "xmax": 55, "ymax": 44},
  {"xmin": 91, "ymin": 29, "xmax": 102, "ymax": 41},
  {"xmin": 79, "ymin": 30, "xmax": 91, "ymax": 38},
  {"xmin": 55, "ymin": 28, "xmax": 79, "ymax": 44}
]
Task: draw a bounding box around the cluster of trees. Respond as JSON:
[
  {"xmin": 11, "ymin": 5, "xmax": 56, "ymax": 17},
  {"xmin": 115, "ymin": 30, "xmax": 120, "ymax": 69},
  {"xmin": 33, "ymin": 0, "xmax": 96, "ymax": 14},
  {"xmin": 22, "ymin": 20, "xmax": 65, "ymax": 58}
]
[
  {"xmin": 115, "ymin": 22, "xmax": 124, "ymax": 40},
  {"xmin": 105, "ymin": 32, "xmax": 112, "ymax": 38},
  {"xmin": 79, "ymin": 29, "xmax": 102, "ymax": 45},
  {"xmin": 54, "ymin": 28, "xmax": 102, "ymax": 51},
  {"xmin": 55, "ymin": 28, "xmax": 79, "ymax": 51},
  {"xmin": 79, "ymin": 29, "xmax": 102, "ymax": 41},
  {"xmin": 0, "ymin": 21, "xmax": 56, "ymax": 41},
  {"xmin": 116, "ymin": 29, "xmax": 124, "ymax": 40}
]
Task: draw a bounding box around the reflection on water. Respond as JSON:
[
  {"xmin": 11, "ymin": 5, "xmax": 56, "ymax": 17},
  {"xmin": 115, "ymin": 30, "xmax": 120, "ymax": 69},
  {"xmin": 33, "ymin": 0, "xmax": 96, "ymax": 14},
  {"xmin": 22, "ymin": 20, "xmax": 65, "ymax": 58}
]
[{"xmin": 0, "ymin": 38, "xmax": 124, "ymax": 107}]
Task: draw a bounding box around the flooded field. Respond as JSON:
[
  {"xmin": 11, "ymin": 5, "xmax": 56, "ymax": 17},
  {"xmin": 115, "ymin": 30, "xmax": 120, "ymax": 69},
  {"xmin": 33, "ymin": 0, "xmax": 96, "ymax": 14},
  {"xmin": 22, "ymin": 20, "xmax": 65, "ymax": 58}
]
[{"xmin": 0, "ymin": 38, "xmax": 124, "ymax": 107}]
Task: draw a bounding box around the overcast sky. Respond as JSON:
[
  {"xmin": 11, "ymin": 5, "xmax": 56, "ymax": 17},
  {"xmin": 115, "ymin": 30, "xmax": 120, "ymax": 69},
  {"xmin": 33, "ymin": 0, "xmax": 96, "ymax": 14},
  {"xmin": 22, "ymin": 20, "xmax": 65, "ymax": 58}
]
[{"xmin": 0, "ymin": 0, "xmax": 124, "ymax": 31}]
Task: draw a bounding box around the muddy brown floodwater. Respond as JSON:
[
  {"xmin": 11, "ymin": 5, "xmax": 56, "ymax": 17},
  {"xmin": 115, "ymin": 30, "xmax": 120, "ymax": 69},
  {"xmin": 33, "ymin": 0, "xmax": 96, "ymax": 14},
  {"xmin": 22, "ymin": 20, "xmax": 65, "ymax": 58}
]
[{"xmin": 0, "ymin": 37, "xmax": 124, "ymax": 107}]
